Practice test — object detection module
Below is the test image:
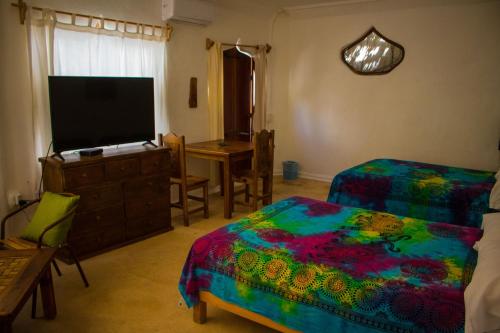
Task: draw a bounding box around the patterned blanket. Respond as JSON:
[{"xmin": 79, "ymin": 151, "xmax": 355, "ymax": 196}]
[
  {"xmin": 327, "ymin": 159, "xmax": 495, "ymax": 227},
  {"xmin": 179, "ymin": 197, "xmax": 481, "ymax": 333}
]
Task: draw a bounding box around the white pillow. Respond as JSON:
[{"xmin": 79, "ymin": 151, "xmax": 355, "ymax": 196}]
[
  {"xmin": 465, "ymin": 240, "xmax": 500, "ymax": 333},
  {"xmin": 490, "ymin": 182, "xmax": 500, "ymax": 210},
  {"xmin": 482, "ymin": 213, "xmax": 500, "ymax": 240}
]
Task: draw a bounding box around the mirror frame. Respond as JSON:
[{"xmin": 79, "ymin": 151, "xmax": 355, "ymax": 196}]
[{"xmin": 341, "ymin": 27, "xmax": 405, "ymax": 75}]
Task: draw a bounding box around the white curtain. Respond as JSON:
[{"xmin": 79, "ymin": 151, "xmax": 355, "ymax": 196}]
[
  {"xmin": 207, "ymin": 42, "xmax": 224, "ymax": 140},
  {"xmin": 26, "ymin": 9, "xmax": 56, "ymax": 193},
  {"xmin": 237, "ymin": 44, "xmax": 269, "ymax": 132},
  {"xmin": 53, "ymin": 25, "xmax": 169, "ymax": 136}
]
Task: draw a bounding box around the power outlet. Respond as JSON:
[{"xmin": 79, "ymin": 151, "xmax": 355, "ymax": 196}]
[{"xmin": 7, "ymin": 191, "xmax": 21, "ymax": 208}]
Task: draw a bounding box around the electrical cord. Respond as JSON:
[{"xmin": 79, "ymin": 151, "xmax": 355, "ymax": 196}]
[{"xmin": 38, "ymin": 141, "xmax": 53, "ymax": 199}]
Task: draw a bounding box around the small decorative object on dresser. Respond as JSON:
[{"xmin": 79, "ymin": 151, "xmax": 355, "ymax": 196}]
[{"xmin": 38, "ymin": 146, "xmax": 172, "ymax": 262}]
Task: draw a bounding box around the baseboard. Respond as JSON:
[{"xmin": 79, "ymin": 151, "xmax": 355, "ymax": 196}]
[
  {"xmin": 274, "ymin": 170, "xmax": 332, "ymax": 183},
  {"xmin": 203, "ymin": 172, "xmax": 332, "ymax": 194},
  {"xmin": 298, "ymin": 171, "xmax": 333, "ymax": 182}
]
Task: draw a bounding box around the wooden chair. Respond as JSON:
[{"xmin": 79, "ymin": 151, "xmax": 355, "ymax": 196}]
[
  {"xmin": 232, "ymin": 129, "xmax": 275, "ymax": 212},
  {"xmin": 158, "ymin": 133, "xmax": 209, "ymax": 226},
  {"xmin": 0, "ymin": 193, "xmax": 89, "ymax": 318}
]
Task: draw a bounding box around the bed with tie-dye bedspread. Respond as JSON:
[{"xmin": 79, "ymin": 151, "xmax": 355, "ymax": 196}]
[
  {"xmin": 327, "ymin": 159, "xmax": 495, "ymax": 228},
  {"xmin": 179, "ymin": 196, "xmax": 481, "ymax": 333}
]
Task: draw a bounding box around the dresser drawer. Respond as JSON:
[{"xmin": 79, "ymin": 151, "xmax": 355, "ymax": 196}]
[
  {"xmin": 124, "ymin": 175, "xmax": 169, "ymax": 199},
  {"xmin": 125, "ymin": 195, "xmax": 169, "ymax": 219},
  {"xmin": 70, "ymin": 226, "xmax": 126, "ymax": 257},
  {"xmin": 64, "ymin": 164, "xmax": 105, "ymax": 189},
  {"xmin": 126, "ymin": 212, "xmax": 171, "ymax": 239},
  {"xmin": 77, "ymin": 184, "xmax": 123, "ymax": 211},
  {"xmin": 105, "ymin": 158, "xmax": 140, "ymax": 180},
  {"xmin": 141, "ymin": 152, "xmax": 169, "ymax": 175},
  {"xmin": 72, "ymin": 204, "xmax": 125, "ymax": 234}
]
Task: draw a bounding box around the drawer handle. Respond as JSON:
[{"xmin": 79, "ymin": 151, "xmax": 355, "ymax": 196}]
[
  {"xmin": 146, "ymin": 202, "xmax": 153, "ymax": 207},
  {"xmin": 153, "ymin": 162, "xmax": 159, "ymax": 166},
  {"xmin": 95, "ymin": 215, "xmax": 101, "ymax": 221},
  {"xmin": 120, "ymin": 166, "xmax": 126, "ymax": 171},
  {"xmin": 81, "ymin": 173, "xmax": 88, "ymax": 178},
  {"xmin": 147, "ymin": 182, "xmax": 153, "ymax": 186}
]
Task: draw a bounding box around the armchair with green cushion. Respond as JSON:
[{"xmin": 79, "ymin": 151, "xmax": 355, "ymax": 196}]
[{"xmin": 1, "ymin": 192, "xmax": 89, "ymax": 317}]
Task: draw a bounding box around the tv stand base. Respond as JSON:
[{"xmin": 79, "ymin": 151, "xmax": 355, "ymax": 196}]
[
  {"xmin": 142, "ymin": 140, "xmax": 158, "ymax": 148},
  {"xmin": 51, "ymin": 152, "xmax": 65, "ymax": 161}
]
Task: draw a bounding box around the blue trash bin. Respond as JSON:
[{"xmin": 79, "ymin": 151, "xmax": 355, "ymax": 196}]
[{"xmin": 283, "ymin": 161, "xmax": 299, "ymax": 180}]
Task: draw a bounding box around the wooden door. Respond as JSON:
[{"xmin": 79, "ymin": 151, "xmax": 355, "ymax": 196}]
[{"xmin": 223, "ymin": 48, "xmax": 253, "ymax": 142}]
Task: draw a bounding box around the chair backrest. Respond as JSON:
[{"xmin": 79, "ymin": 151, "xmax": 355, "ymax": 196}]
[
  {"xmin": 20, "ymin": 192, "xmax": 80, "ymax": 248},
  {"xmin": 158, "ymin": 133, "xmax": 187, "ymax": 181},
  {"xmin": 252, "ymin": 129, "xmax": 275, "ymax": 177}
]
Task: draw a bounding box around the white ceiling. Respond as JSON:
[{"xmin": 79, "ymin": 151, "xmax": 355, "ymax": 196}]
[
  {"xmin": 244, "ymin": 0, "xmax": 373, "ymax": 10},
  {"xmin": 214, "ymin": 0, "xmax": 375, "ymax": 14},
  {"xmin": 217, "ymin": 0, "xmax": 499, "ymax": 12},
  {"xmin": 251, "ymin": 0, "xmax": 362, "ymax": 7}
]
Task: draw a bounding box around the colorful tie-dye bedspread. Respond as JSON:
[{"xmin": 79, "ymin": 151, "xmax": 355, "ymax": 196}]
[
  {"xmin": 179, "ymin": 196, "xmax": 481, "ymax": 333},
  {"xmin": 327, "ymin": 159, "xmax": 495, "ymax": 228}
]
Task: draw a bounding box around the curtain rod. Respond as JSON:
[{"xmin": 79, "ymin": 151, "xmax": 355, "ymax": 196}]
[
  {"xmin": 11, "ymin": 0, "xmax": 173, "ymax": 40},
  {"xmin": 206, "ymin": 38, "xmax": 272, "ymax": 54}
]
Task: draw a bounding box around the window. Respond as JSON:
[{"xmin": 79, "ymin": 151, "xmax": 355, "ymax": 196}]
[{"xmin": 53, "ymin": 26, "xmax": 169, "ymax": 137}]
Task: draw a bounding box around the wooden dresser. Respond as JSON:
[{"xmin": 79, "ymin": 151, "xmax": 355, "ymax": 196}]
[{"xmin": 39, "ymin": 146, "xmax": 172, "ymax": 262}]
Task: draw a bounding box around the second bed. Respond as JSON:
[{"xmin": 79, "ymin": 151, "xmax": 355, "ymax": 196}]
[{"xmin": 327, "ymin": 159, "xmax": 495, "ymax": 227}]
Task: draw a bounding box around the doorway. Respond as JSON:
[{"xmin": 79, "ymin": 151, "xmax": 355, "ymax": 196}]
[{"xmin": 223, "ymin": 47, "xmax": 254, "ymax": 142}]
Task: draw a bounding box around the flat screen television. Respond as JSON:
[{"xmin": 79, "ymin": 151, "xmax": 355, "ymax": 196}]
[{"xmin": 48, "ymin": 76, "xmax": 155, "ymax": 153}]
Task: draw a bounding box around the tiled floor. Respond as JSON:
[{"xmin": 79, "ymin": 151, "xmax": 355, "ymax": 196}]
[{"xmin": 14, "ymin": 177, "xmax": 330, "ymax": 333}]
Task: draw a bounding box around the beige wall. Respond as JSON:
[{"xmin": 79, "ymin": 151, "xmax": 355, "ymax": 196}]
[
  {"xmin": 269, "ymin": 0, "xmax": 500, "ymax": 181},
  {"xmin": 0, "ymin": 1, "xmax": 35, "ymax": 226}
]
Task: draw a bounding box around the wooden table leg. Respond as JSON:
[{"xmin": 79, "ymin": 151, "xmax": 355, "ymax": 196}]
[
  {"xmin": 219, "ymin": 162, "xmax": 224, "ymax": 196},
  {"xmin": 193, "ymin": 300, "xmax": 207, "ymax": 324},
  {"xmin": 0, "ymin": 320, "xmax": 12, "ymax": 333},
  {"xmin": 223, "ymin": 157, "xmax": 232, "ymax": 219},
  {"xmin": 39, "ymin": 267, "xmax": 56, "ymax": 319}
]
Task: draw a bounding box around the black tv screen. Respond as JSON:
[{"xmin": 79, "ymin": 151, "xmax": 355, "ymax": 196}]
[{"xmin": 48, "ymin": 76, "xmax": 155, "ymax": 153}]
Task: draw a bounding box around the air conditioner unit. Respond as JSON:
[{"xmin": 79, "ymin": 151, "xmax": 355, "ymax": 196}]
[{"xmin": 162, "ymin": 0, "xmax": 214, "ymax": 26}]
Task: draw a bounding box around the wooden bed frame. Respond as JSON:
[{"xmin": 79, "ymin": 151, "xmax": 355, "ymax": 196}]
[{"xmin": 193, "ymin": 291, "xmax": 299, "ymax": 333}]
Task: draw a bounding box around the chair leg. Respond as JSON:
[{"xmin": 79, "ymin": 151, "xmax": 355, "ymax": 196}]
[
  {"xmin": 31, "ymin": 285, "xmax": 38, "ymax": 318},
  {"xmin": 252, "ymin": 179, "xmax": 259, "ymax": 212},
  {"xmin": 203, "ymin": 184, "xmax": 209, "ymax": 219},
  {"xmin": 231, "ymin": 180, "xmax": 236, "ymax": 213},
  {"xmin": 177, "ymin": 184, "xmax": 183, "ymax": 205},
  {"xmin": 67, "ymin": 246, "xmax": 89, "ymax": 288},
  {"xmin": 52, "ymin": 260, "xmax": 62, "ymax": 277},
  {"xmin": 182, "ymin": 186, "xmax": 189, "ymax": 227},
  {"xmin": 263, "ymin": 175, "xmax": 273, "ymax": 205},
  {"xmin": 245, "ymin": 184, "xmax": 250, "ymax": 203}
]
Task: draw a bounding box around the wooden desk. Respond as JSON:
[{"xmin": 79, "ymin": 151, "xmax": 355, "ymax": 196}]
[
  {"xmin": 0, "ymin": 249, "xmax": 57, "ymax": 332},
  {"xmin": 185, "ymin": 140, "xmax": 253, "ymax": 219}
]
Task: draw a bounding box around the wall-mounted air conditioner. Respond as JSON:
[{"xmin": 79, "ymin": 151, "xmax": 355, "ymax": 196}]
[{"xmin": 162, "ymin": 0, "xmax": 214, "ymax": 26}]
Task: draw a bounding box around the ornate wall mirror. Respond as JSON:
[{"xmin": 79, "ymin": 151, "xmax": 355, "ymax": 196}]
[{"xmin": 342, "ymin": 27, "xmax": 405, "ymax": 75}]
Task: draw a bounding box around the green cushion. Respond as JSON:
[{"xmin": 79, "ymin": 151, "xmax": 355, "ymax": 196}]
[{"xmin": 20, "ymin": 192, "xmax": 80, "ymax": 247}]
